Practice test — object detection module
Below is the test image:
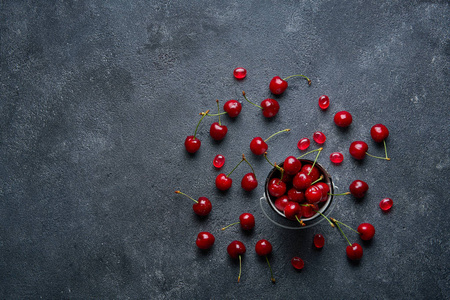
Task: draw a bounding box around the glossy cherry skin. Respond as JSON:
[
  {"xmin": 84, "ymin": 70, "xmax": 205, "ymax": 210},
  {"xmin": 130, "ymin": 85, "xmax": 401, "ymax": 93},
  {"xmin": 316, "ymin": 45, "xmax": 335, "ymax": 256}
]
[
  {"xmin": 196, "ymin": 232, "xmax": 215, "ymax": 249},
  {"xmin": 349, "ymin": 180, "xmax": 369, "ymax": 198},
  {"xmin": 241, "ymin": 173, "xmax": 258, "ymax": 191},
  {"xmin": 284, "ymin": 202, "xmax": 301, "ymax": 220},
  {"xmin": 210, "ymin": 122, "xmax": 228, "ymax": 141},
  {"xmin": 260, "ymin": 98, "xmax": 280, "ymax": 118},
  {"xmin": 293, "ymin": 172, "xmax": 313, "ymax": 190},
  {"xmin": 297, "ymin": 138, "xmax": 310, "ymax": 151},
  {"xmin": 227, "ymin": 240, "xmax": 246, "ymax": 259},
  {"xmin": 314, "ymin": 234, "xmax": 325, "ymax": 249},
  {"xmin": 223, "ymin": 100, "xmax": 242, "ymax": 118},
  {"xmin": 313, "ymin": 131, "xmax": 326, "ymax": 144},
  {"xmin": 330, "ymin": 152, "xmax": 344, "ymax": 164},
  {"xmin": 185, "ymin": 136, "xmax": 201, "ymax": 153},
  {"xmin": 269, "ymin": 76, "xmax": 288, "ymax": 95},
  {"xmin": 358, "ymin": 223, "xmax": 375, "ymax": 240},
  {"xmin": 318, "ymin": 95, "xmax": 330, "ymax": 110},
  {"xmin": 349, "ymin": 141, "xmax": 368, "ymax": 160},
  {"xmin": 370, "ymin": 124, "xmax": 389, "ymax": 142},
  {"xmin": 379, "ymin": 197, "xmax": 393, "ymax": 211},
  {"xmin": 213, "ymin": 154, "xmax": 225, "ymax": 168},
  {"xmin": 346, "ymin": 243, "xmax": 363, "ymax": 260},
  {"xmin": 215, "ymin": 173, "xmax": 232, "ymax": 191},
  {"xmin": 255, "ymin": 239, "xmax": 272, "ymax": 256},
  {"xmin": 334, "ymin": 111, "xmax": 353, "ymax": 127},
  {"xmin": 239, "ymin": 213, "xmax": 255, "ymax": 230},
  {"xmin": 274, "ymin": 195, "xmax": 290, "ymax": 211},
  {"xmin": 233, "ymin": 67, "xmax": 247, "ymax": 80},
  {"xmin": 315, "ymin": 182, "xmax": 330, "ymax": 202},
  {"xmin": 291, "ymin": 257, "xmax": 304, "ymax": 270},
  {"xmin": 287, "ymin": 188, "xmax": 305, "ymax": 203},
  {"xmin": 301, "ymin": 164, "xmax": 320, "ymax": 181},
  {"xmin": 250, "ymin": 137, "xmax": 268, "ymax": 155},
  {"xmin": 301, "ymin": 203, "xmax": 318, "ymax": 218},
  {"xmin": 268, "ymin": 178, "xmax": 287, "ymax": 198},
  {"xmin": 284, "ymin": 156, "xmax": 302, "ymax": 175},
  {"xmin": 305, "ymin": 185, "xmax": 323, "ymax": 204},
  {"xmin": 193, "ymin": 197, "xmax": 212, "ymax": 216}
]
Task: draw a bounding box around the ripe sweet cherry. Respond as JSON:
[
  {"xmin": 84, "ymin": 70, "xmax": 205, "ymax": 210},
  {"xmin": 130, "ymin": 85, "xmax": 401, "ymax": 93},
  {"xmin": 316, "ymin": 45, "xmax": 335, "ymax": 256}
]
[
  {"xmin": 349, "ymin": 141, "xmax": 390, "ymax": 161},
  {"xmin": 175, "ymin": 190, "xmax": 212, "ymax": 216},
  {"xmin": 269, "ymin": 74, "xmax": 311, "ymax": 95},
  {"xmin": 284, "ymin": 156, "xmax": 302, "ymax": 175},
  {"xmin": 209, "ymin": 100, "xmax": 228, "ymax": 141},
  {"xmin": 255, "ymin": 239, "xmax": 275, "ymax": 283},
  {"xmin": 222, "ymin": 213, "xmax": 255, "ymax": 231},
  {"xmin": 196, "ymin": 232, "xmax": 215, "ymax": 250},
  {"xmin": 370, "ymin": 124, "xmax": 390, "ymax": 160},
  {"xmin": 334, "ymin": 111, "xmax": 353, "ymax": 127},
  {"xmin": 242, "ymin": 91, "xmax": 280, "ymax": 118},
  {"xmin": 250, "ymin": 129, "xmax": 290, "ymax": 155},
  {"xmin": 346, "ymin": 243, "xmax": 363, "ymax": 260},
  {"xmin": 223, "ymin": 100, "xmax": 242, "ymax": 118},
  {"xmin": 349, "ymin": 180, "xmax": 369, "ymax": 198},
  {"xmin": 240, "ymin": 154, "xmax": 258, "ymax": 191},
  {"xmin": 233, "ymin": 67, "xmax": 247, "ymax": 80},
  {"xmin": 227, "ymin": 240, "xmax": 246, "ymax": 282},
  {"xmin": 318, "ymin": 95, "xmax": 330, "ymax": 110},
  {"xmin": 274, "ymin": 195, "xmax": 290, "ymax": 211},
  {"xmin": 185, "ymin": 110, "xmax": 209, "ymax": 153},
  {"xmin": 357, "ymin": 223, "xmax": 376, "ymax": 240}
]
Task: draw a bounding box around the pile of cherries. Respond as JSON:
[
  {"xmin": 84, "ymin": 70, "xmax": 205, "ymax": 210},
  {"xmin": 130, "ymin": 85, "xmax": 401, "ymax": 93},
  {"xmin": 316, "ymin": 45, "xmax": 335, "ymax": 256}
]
[{"xmin": 178, "ymin": 67, "xmax": 393, "ymax": 282}]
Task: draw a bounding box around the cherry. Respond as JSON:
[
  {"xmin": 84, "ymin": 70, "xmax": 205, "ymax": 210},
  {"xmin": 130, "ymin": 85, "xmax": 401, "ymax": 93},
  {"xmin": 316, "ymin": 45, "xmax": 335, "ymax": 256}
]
[
  {"xmin": 241, "ymin": 173, "xmax": 258, "ymax": 191},
  {"xmin": 357, "ymin": 223, "xmax": 375, "ymax": 241},
  {"xmin": 185, "ymin": 110, "xmax": 209, "ymax": 153},
  {"xmin": 210, "ymin": 122, "xmax": 228, "ymax": 140},
  {"xmin": 334, "ymin": 111, "xmax": 353, "ymax": 127},
  {"xmin": 301, "ymin": 203, "xmax": 318, "ymax": 218},
  {"xmin": 315, "ymin": 182, "xmax": 330, "ymax": 202},
  {"xmin": 330, "ymin": 152, "xmax": 344, "ymax": 164},
  {"xmin": 313, "ymin": 234, "xmax": 325, "ymax": 249},
  {"xmin": 318, "ymin": 95, "xmax": 330, "ymax": 110},
  {"xmin": 287, "ymin": 188, "xmax": 305, "ymax": 203},
  {"xmin": 274, "ymin": 195, "xmax": 290, "ymax": 211},
  {"xmin": 370, "ymin": 124, "xmax": 389, "ymax": 143},
  {"xmin": 222, "ymin": 213, "xmax": 255, "ymax": 231},
  {"xmin": 269, "ymin": 74, "xmax": 311, "ymax": 95},
  {"xmin": 223, "ymin": 100, "xmax": 242, "ymax": 118},
  {"xmin": 242, "ymin": 91, "xmax": 280, "ymax": 118},
  {"xmin": 349, "ymin": 140, "xmax": 390, "ymax": 161},
  {"xmin": 305, "ymin": 185, "xmax": 323, "ymax": 204},
  {"xmin": 250, "ymin": 129, "xmax": 290, "ymax": 155},
  {"xmin": 346, "ymin": 243, "xmax": 363, "ymax": 260},
  {"xmin": 300, "ymin": 164, "xmax": 320, "ymax": 181},
  {"xmin": 379, "ymin": 197, "xmax": 393, "ymax": 211},
  {"xmin": 175, "ymin": 190, "xmax": 212, "ymax": 216},
  {"xmin": 268, "ymin": 178, "xmax": 287, "ymax": 198},
  {"xmin": 233, "ymin": 67, "xmax": 247, "ymax": 80},
  {"xmin": 196, "ymin": 232, "xmax": 215, "ymax": 250},
  {"xmin": 297, "ymin": 138, "xmax": 310, "ymax": 151},
  {"xmin": 255, "ymin": 239, "xmax": 275, "ymax": 283},
  {"xmin": 293, "ymin": 172, "xmax": 313, "ymax": 190},
  {"xmin": 227, "ymin": 240, "xmax": 246, "ymax": 282},
  {"xmin": 291, "ymin": 257, "xmax": 305, "ymax": 270},
  {"xmin": 284, "ymin": 156, "xmax": 302, "ymax": 175},
  {"xmin": 215, "ymin": 173, "xmax": 232, "ymax": 191},
  {"xmin": 213, "ymin": 154, "xmax": 225, "ymax": 169},
  {"xmin": 349, "ymin": 180, "xmax": 369, "ymax": 198},
  {"xmin": 313, "ymin": 131, "xmax": 326, "ymax": 144},
  {"xmin": 284, "ymin": 202, "xmax": 301, "ymax": 220}
]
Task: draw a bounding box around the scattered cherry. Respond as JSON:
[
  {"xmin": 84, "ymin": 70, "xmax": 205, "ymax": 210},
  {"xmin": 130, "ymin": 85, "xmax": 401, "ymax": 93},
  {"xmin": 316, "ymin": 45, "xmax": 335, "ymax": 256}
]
[
  {"xmin": 175, "ymin": 190, "xmax": 212, "ymax": 216},
  {"xmin": 349, "ymin": 180, "xmax": 369, "ymax": 198},
  {"xmin": 313, "ymin": 131, "xmax": 326, "ymax": 144},
  {"xmin": 185, "ymin": 110, "xmax": 209, "ymax": 153},
  {"xmin": 370, "ymin": 124, "xmax": 389, "ymax": 143},
  {"xmin": 313, "ymin": 234, "xmax": 325, "ymax": 249},
  {"xmin": 357, "ymin": 223, "xmax": 375, "ymax": 241},
  {"xmin": 318, "ymin": 95, "xmax": 330, "ymax": 110},
  {"xmin": 233, "ymin": 67, "xmax": 247, "ymax": 80},
  {"xmin": 330, "ymin": 152, "xmax": 344, "ymax": 164},
  {"xmin": 346, "ymin": 243, "xmax": 363, "ymax": 260},
  {"xmin": 297, "ymin": 138, "xmax": 310, "ymax": 151},
  {"xmin": 223, "ymin": 100, "xmax": 242, "ymax": 118},
  {"xmin": 210, "ymin": 122, "xmax": 228, "ymax": 141},
  {"xmin": 241, "ymin": 173, "xmax": 258, "ymax": 191},
  {"xmin": 349, "ymin": 141, "xmax": 368, "ymax": 160},
  {"xmin": 213, "ymin": 154, "xmax": 225, "ymax": 169},
  {"xmin": 269, "ymin": 74, "xmax": 311, "ymax": 95},
  {"xmin": 379, "ymin": 197, "xmax": 393, "ymax": 211},
  {"xmin": 291, "ymin": 257, "xmax": 305, "ymax": 270},
  {"xmin": 222, "ymin": 213, "xmax": 255, "ymax": 231},
  {"xmin": 196, "ymin": 232, "xmax": 215, "ymax": 250},
  {"xmin": 242, "ymin": 91, "xmax": 280, "ymax": 118},
  {"xmin": 227, "ymin": 240, "xmax": 246, "ymax": 282},
  {"xmin": 255, "ymin": 239, "xmax": 275, "ymax": 283},
  {"xmin": 215, "ymin": 155, "xmax": 247, "ymax": 191},
  {"xmin": 250, "ymin": 129, "xmax": 290, "ymax": 155},
  {"xmin": 334, "ymin": 111, "xmax": 353, "ymax": 127}
]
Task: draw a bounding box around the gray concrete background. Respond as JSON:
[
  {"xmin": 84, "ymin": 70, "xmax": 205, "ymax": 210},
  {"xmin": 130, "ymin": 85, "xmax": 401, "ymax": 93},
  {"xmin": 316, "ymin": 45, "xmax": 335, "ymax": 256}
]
[{"xmin": 1, "ymin": 1, "xmax": 449, "ymax": 299}]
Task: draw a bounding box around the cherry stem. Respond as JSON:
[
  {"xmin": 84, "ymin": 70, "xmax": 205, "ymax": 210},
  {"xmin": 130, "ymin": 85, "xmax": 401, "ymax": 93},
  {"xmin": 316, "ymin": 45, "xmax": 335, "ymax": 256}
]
[
  {"xmin": 295, "ymin": 215, "xmax": 306, "ymax": 226},
  {"xmin": 308, "ymin": 148, "xmax": 322, "ymax": 176},
  {"xmin": 311, "ymin": 175, "xmax": 324, "ymax": 185},
  {"xmin": 307, "ymin": 205, "xmax": 334, "ymax": 227},
  {"xmin": 226, "ymin": 157, "xmax": 245, "ymax": 177},
  {"xmin": 328, "ymin": 192, "xmax": 351, "ymax": 196},
  {"xmin": 174, "ymin": 190, "xmax": 198, "ymax": 203},
  {"xmin": 264, "ymin": 129, "xmax": 291, "ymax": 142},
  {"xmin": 193, "ymin": 110, "xmax": 210, "ymax": 139},
  {"xmin": 238, "ymin": 255, "xmax": 242, "ymax": 283},
  {"xmin": 365, "ymin": 152, "xmax": 391, "ymax": 161},
  {"xmin": 296, "ymin": 147, "xmax": 323, "ymax": 159},
  {"xmin": 265, "ymin": 256, "xmax": 276, "ymax": 283},
  {"xmin": 332, "ymin": 220, "xmax": 352, "ymax": 246},
  {"xmin": 221, "ymin": 221, "xmax": 240, "ymax": 231},
  {"xmin": 263, "ymin": 153, "xmax": 284, "ymax": 184},
  {"xmin": 242, "ymin": 91, "xmax": 262, "ymax": 109},
  {"xmin": 383, "ymin": 140, "xmax": 390, "ymax": 160},
  {"xmin": 242, "ymin": 154, "xmax": 255, "ymax": 174},
  {"xmin": 206, "ymin": 112, "xmax": 228, "ymax": 116},
  {"xmin": 216, "ymin": 99, "xmax": 222, "ymax": 126},
  {"xmin": 330, "ymin": 218, "xmax": 359, "ymax": 235},
  {"xmin": 282, "ymin": 74, "xmax": 312, "ymax": 86}
]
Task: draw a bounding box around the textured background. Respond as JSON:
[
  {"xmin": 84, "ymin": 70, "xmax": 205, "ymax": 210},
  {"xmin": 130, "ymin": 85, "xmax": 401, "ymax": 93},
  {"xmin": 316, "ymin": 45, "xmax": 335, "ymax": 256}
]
[{"xmin": 1, "ymin": 1, "xmax": 449, "ymax": 299}]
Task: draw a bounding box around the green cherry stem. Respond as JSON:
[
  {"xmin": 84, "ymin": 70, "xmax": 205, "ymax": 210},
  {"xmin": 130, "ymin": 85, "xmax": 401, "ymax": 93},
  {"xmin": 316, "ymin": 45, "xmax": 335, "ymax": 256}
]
[
  {"xmin": 242, "ymin": 91, "xmax": 262, "ymax": 109},
  {"xmin": 366, "ymin": 151, "xmax": 391, "ymax": 161},
  {"xmin": 328, "ymin": 191, "xmax": 351, "ymax": 196},
  {"xmin": 332, "ymin": 219, "xmax": 352, "ymax": 246},
  {"xmin": 282, "ymin": 74, "xmax": 312, "ymax": 86},
  {"xmin": 242, "ymin": 154, "xmax": 255, "ymax": 174},
  {"xmin": 295, "ymin": 215, "xmax": 306, "ymax": 226},
  {"xmin": 216, "ymin": 99, "xmax": 222, "ymax": 126},
  {"xmin": 193, "ymin": 110, "xmax": 210, "ymax": 139},
  {"xmin": 311, "ymin": 175, "xmax": 324, "ymax": 185},
  {"xmin": 383, "ymin": 140, "xmax": 390, "ymax": 160},
  {"xmin": 174, "ymin": 190, "xmax": 198, "ymax": 203},
  {"xmin": 308, "ymin": 147, "xmax": 322, "ymax": 176},
  {"xmin": 330, "ymin": 218, "xmax": 359, "ymax": 235},
  {"xmin": 221, "ymin": 221, "xmax": 240, "ymax": 231},
  {"xmin": 264, "ymin": 152, "xmax": 284, "ymax": 184},
  {"xmin": 296, "ymin": 147, "xmax": 323, "ymax": 160},
  {"xmin": 264, "ymin": 129, "xmax": 291, "ymax": 142},
  {"xmin": 238, "ymin": 255, "xmax": 242, "ymax": 283},
  {"xmin": 303, "ymin": 204, "xmax": 334, "ymax": 227},
  {"xmin": 226, "ymin": 157, "xmax": 245, "ymax": 178},
  {"xmin": 265, "ymin": 256, "xmax": 276, "ymax": 283},
  {"xmin": 206, "ymin": 112, "xmax": 228, "ymax": 116}
]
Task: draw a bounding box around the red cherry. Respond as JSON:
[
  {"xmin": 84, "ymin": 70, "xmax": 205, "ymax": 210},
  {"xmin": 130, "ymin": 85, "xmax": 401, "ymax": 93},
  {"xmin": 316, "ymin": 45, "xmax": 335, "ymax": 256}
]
[
  {"xmin": 291, "ymin": 257, "xmax": 305, "ymax": 270},
  {"xmin": 227, "ymin": 240, "xmax": 246, "ymax": 259},
  {"xmin": 284, "ymin": 156, "xmax": 302, "ymax": 175},
  {"xmin": 349, "ymin": 180, "xmax": 369, "ymax": 198},
  {"xmin": 233, "ymin": 67, "xmax": 247, "ymax": 80},
  {"xmin": 349, "ymin": 141, "xmax": 368, "ymax": 160},
  {"xmin": 330, "ymin": 152, "xmax": 344, "ymax": 164},
  {"xmin": 314, "ymin": 234, "xmax": 325, "ymax": 249},
  {"xmin": 305, "ymin": 185, "xmax": 323, "ymax": 204},
  {"xmin": 346, "ymin": 243, "xmax": 363, "ymax": 260},
  {"xmin": 300, "ymin": 164, "xmax": 320, "ymax": 182},
  {"xmin": 301, "ymin": 203, "xmax": 318, "ymax": 218},
  {"xmin": 175, "ymin": 191, "xmax": 212, "ymax": 216},
  {"xmin": 315, "ymin": 182, "xmax": 330, "ymax": 202},
  {"xmin": 284, "ymin": 202, "xmax": 301, "ymax": 220},
  {"xmin": 293, "ymin": 172, "xmax": 313, "ymax": 190},
  {"xmin": 250, "ymin": 137, "xmax": 268, "ymax": 155},
  {"xmin": 274, "ymin": 195, "xmax": 290, "ymax": 211},
  {"xmin": 260, "ymin": 98, "xmax": 280, "ymax": 118},
  {"xmin": 241, "ymin": 173, "xmax": 258, "ymax": 191},
  {"xmin": 370, "ymin": 124, "xmax": 389, "ymax": 142},
  {"xmin": 255, "ymin": 239, "xmax": 272, "ymax": 256},
  {"xmin": 334, "ymin": 111, "xmax": 353, "ymax": 127},
  {"xmin": 313, "ymin": 131, "xmax": 326, "ymax": 144},
  {"xmin": 223, "ymin": 100, "xmax": 242, "ymax": 118},
  {"xmin": 287, "ymin": 188, "xmax": 305, "ymax": 203},
  {"xmin": 268, "ymin": 178, "xmax": 287, "ymax": 198},
  {"xmin": 318, "ymin": 95, "xmax": 330, "ymax": 110},
  {"xmin": 379, "ymin": 197, "xmax": 393, "ymax": 211},
  {"xmin": 184, "ymin": 136, "xmax": 201, "ymax": 153},
  {"xmin": 239, "ymin": 213, "xmax": 255, "ymax": 230},
  {"xmin": 215, "ymin": 173, "xmax": 232, "ymax": 191},
  {"xmin": 213, "ymin": 154, "xmax": 225, "ymax": 169},
  {"xmin": 357, "ymin": 223, "xmax": 375, "ymax": 241},
  {"xmin": 210, "ymin": 122, "xmax": 228, "ymax": 141},
  {"xmin": 196, "ymin": 232, "xmax": 215, "ymax": 250},
  {"xmin": 269, "ymin": 76, "xmax": 288, "ymax": 95},
  {"xmin": 297, "ymin": 138, "xmax": 310, "ymax": 151}
]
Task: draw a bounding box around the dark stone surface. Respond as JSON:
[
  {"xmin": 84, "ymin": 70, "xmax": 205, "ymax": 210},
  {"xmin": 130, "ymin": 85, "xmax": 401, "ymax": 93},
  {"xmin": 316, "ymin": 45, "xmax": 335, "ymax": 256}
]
[{"xmin": 1, "ymin": 1, "xmax": 449, "ymax": 299}]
